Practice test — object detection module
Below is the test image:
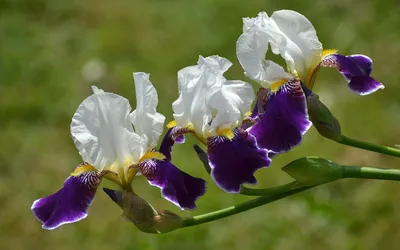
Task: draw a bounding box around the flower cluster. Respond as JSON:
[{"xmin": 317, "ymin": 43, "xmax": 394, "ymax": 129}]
[{"xmin": 31, "ymin": 10, "xmax": 383, "ymax": 230}]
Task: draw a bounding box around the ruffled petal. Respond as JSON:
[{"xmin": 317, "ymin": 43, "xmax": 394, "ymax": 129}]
[
  {"xmin": 248, "ymin": 79, "xmax": 312, "ymax": 154},
  {"xmin": 31, "ymin": 172, "xmax": 101, "ymax": 230},
  {"xmin": 172, "ymin": 55, "xmax": 254, "ymax": 138},
  {"xmin": 130, "ymin": 72, "xmax": 166, "ymax": 148},
  {"xmin": 236, "ymin": 22, "xmax": 294, "ymax": 86},
  {"xmin": 207, "ymin": 129, "xmax": 271, "ymax": 193},
  {"xmin": 321, "ymin": 54, "xmax": 384, "ymax": 95},
  {"xmin": 268, "ymin": 10, "xmax": 322, "ymax": 77},
  {"xmin": 208, "ymin": 80, "xmax": 255, "ymax": 131},
  {"xmin": 71, "ymin": 86, "xmax": 146, "ymax": 171},
  {"xmin": 237, "ymin": 10, "xmax": 322, "ymax": 80},
  {"xmin": 172, "ymin": 57, "xmax": 214, "ymax": 136},
  {"xmin": 139, "ymin": 160, "xmax": 206, "ymax": 210}
]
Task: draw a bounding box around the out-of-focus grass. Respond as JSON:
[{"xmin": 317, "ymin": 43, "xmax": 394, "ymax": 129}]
[{"xmin": 1, "ymin": 0, "xmax": 400, "ymax": 249}]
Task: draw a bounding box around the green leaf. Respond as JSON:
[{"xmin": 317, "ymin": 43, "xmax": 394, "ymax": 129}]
[{"xmin": 282, "ymin": 157, "xmax": 344, "ymax": 186}]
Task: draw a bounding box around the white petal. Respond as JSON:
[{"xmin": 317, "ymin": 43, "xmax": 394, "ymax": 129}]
[
  {"xmin": 237, "ymin": 10, "xmax": 322, "ymax": 81},
  {"xmin": 236, "ymin": 31, "xmax": 270, "ymax": 83},
  {"xmin": 173, "ymin": 56, "xmax": 254, "ymax": 137},
  {"xmin": 208, "ymin": 80, "xmax": 255, "ymax": 131},
  {"xmin": 197, "ymin": 55, "xmax": 232, "ymax": 73},
  {"xmin": 262, "ymin": 60, "xmax": 294, "ymax": 86},
  {"xmin": 130, "ymin": 72, "xmax": 165, "ymax": 149},
  {"xmin": 71, "ymin": 87, "xmax": 146, "ymax": 171},
  {"xmin": 269, "ymin": 10, "xmax": 322, "ymax": 78},
  {"xmin": 173, "ymin": 61, "xmax": 214, "ymax": 136}
]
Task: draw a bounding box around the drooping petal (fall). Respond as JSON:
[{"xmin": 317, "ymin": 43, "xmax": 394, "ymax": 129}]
[
  {"xmin": 135, "ymin": 127, "xmax": 206, "ymax": 210},
  {"xmin": 138, "ymin": 160, "xmax": 206, "ymax": 210},
  {"xmin": 248, "ymin": 79, "xmax": 312, "ymax": 154},
  {"xmin": 130, "ymin": 72, "xmax": 166, "ymax": 149},
  {"xmin": 207, "ymin": 129, "xmax": 271, "ymax": 193},
  {"xmin": 320, "ymin": 54, "xmax": 384, "ymax": 95},
  {"xmin": 71, "ymin": 86, "xmax": 146, "ymax": 171},
  {"xmin": 31, "ymin": 172, "xmax": 101, "ymax": 230}
]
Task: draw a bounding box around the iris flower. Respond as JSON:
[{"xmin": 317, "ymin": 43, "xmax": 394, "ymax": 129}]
[
  {"xmin": 236, "ymin": 10, "xmax": 384, "ymax": 153},
  {"xmin": 168, "ymin": 55, "xmax": 271, "ymax": 193},
  {"xmin": 31, "ymin": 73, "xmax": 206, "ymax": 230}
]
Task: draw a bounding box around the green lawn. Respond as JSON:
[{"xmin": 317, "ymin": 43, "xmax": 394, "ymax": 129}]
[{"xmin": 1, "ymin": 0, "xmax": 400, "ymax": 249}]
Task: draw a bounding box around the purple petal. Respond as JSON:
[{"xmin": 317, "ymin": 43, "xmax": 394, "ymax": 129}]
[
  {"xmin": 348, "ymin": 75, "xmax": 385, "ymax": 95},
  {"xmin": 207, "ymin": 129, "xmax": 271, "ymax": 193},
  {"xmin": 31, "ymin": 172, "xmax": 101, "ymax": 230},
  {"xmin": 139, "ymin": 159, "xmax": 206, "ymax": 210},
  {"xmin": 159, "ymin": 127, "xmax": 187, "ymax": 160},
  {"xmin": 248, "ymin": 79, "xmax": 312, "ymax": 154},
  {"xmin": 347, "ymin": 54, "xmax": 372, "ymax": 75},
  {"xmin": 321, "ymin": 54, "xmax": 384, "ymax": 95}
]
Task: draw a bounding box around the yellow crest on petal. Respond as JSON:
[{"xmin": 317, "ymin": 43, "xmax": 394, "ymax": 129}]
[
  {"xmin": 139, "ymin": 151, "xmax": 166, "ymax": 162},
  {"xmin": 244, "ymin": 111, "xmax": 252, "ymax": 119},
  {"xmin": 270, "ymin": 79, "xmax": 288, "ymax": 92},
  {"xmin": 167, "ymin": 120, "xmax": 177, "ymax": 129},
  {"xmin": 322, "ymin": 49, "xmax": 338, "ymax": 58},
  {"xmin": 216, "ymin": 128, "xmax": 235, "ymax": 140},
  {"xmin": 71, "ymin": 163, "xmax": 97, "ymax": 177}
]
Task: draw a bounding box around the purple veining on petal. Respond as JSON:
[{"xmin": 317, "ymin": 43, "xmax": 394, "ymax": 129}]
[
  {"xmin": 31, "ymin": 172, "xmax": 101, "ymax": 230},
  {"xmin": 139, "ymin": 159, "xmax": 206, "ymax": 210},
  {"xmin": 159, "ymin": 126, "xmax": 187, "ymax": 160},
  {"xmin": 321, "ymin": 53, "xmax": 384, "ymax": 95},
  {"xmin": 248, "ymin": 79, "xmax": 311, "ymax": 154},
  {"xmin": 207, "ymin": 129, "xmax": 271, "ymax": 193}
]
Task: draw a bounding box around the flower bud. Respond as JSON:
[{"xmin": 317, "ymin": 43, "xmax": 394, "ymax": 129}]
[
  {"xmin": 282, "ymin": 157, "xmax": 343, "ymax": 186},
  {"xmin": 307, "ymin": 92, "xmax": 342, "ymax": 140},
  {"xmin": 103, "ymin": 188, "xmax": 183, "ymax": 233}
]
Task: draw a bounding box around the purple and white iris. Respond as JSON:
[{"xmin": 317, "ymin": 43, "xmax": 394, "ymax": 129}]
[
  {"xmin": 169, "ymin": 55, "xmax": 271, "ymax": 193},
  {"xmin": 31, "ymin": 9, "xmax": 386, "ymax": 231},
  {"xmin": 236, "ymin": 10, "xmax": 384, "ymax": 153},
  {"xmin": 31, "ymin": 73, "xmax": 206, "ymax": 230}
]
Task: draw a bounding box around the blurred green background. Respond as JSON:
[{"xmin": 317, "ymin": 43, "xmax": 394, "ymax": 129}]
[{"xmin": 1, "ymin": 0, "xmax": 400, "ymax": 249}]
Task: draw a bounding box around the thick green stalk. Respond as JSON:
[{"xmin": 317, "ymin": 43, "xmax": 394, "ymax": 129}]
[
  {"xmin": 337, "ymin": 135, "xmax": 400, "ymax": 157},
  {"xmin": 182, "ymin": 165, "xmax": 400, "ymax": 228},
  {"xmin": 240, "ymin": 181, "xmax": 300, "ymax": 196},
  {"xmin": 343, "ymin": 165, "xmax": 400, "ymax": 181},
  {"xmin": 182, "ymin": 185, "xmax": 312, "ymax": 227}
]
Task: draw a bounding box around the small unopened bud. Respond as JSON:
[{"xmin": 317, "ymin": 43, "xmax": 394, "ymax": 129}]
[
  {"xmin": 282, "ymin": 157, "xmax": 343, "ymax": 186},
  {"xmin": 307, "ymin": 92, "xmax": 342, "ymax": 140},
  {"xmin": 103, "ymin": 188, "xmax": 183, "ymax": 234}
]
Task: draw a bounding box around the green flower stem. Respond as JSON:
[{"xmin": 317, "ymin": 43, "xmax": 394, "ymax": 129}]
[
  {"xmin": 182, "ymin": 185, "xmax": 313, "ymax": 228},
  {"xmin": 336, "ymin": 135, "xmax": 400, "ymax": 157},
  {"xmin": 239, "ymin": 181, "xmax": 300, "ymax": 196},
  {"xmin": 342, "ymin": 165, "xmax": 400, "ymax": 181},
  {"xmin": 182, "ymin": 165, "xmax": 400, "ymax": 228}
]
